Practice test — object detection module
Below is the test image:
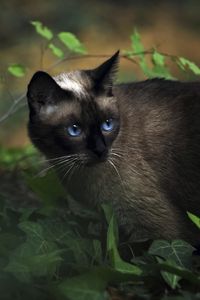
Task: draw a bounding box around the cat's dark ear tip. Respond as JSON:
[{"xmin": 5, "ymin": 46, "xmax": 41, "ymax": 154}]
[
  {"xmin": 27, "ymin": 70, "xmax": 55, "ymax": 100},
  {"xmin": 27, "ymin": 71, "xmax": 54, "ymax": 93},
  {"xmin": 29, "ymin": 70, "xmax": 51, "ymax": 82},
  {"xmin": 112, "ymin": 50, "xmax": 120, "ymax": 60}
]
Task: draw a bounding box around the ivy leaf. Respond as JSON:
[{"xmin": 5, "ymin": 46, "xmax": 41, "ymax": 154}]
[
  {"xmin": 7, "ymin": 64, "xmax": 26, "ymax": 77},
  {"xmin": 19, "ymin": 221, "xmax": 44, "ymax": 242},
  {"xmin": 157, "ymin": 257, "xmax": 180, "ymax": 289},
  {"xmin": 149, "ymin": 240, "xmax": 194, "ymax": 268},
  {"xmin": 48, "ymin": 43, "xmax": 64, "ymax": 58},
  {"xmin": 31, "ymin": 21, "xmax": 53, "ymax": 40},
  {"xmin": 149, "ymin": 240, "xmax": 194, "ymax": 289},
  {"xmin": 58, "ymin": 32, "xmax": 86, "ymax": 54},
  {"xmin": 178, "ymin": 57, "xmax": 200, "ymax": 75},
  {"xmin": 187, "ymin": 212, "xmax": 200, "ymax": 229},
  {"xmin": 5, "ymin": 241, "xmax": 63, "ymax": 281}
]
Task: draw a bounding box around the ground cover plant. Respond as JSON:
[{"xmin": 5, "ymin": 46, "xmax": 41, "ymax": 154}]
[{"xmin": 1, "ymin": 22, "xmax": 200, "ymax": 299}]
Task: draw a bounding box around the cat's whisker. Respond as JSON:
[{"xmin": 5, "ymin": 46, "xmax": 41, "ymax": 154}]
[
  {"xmin": 66, "ymin": 160, "xmax": 82, "ymax": 184},
  {"xmin": 111, "ymin": 148, "xmax": 127, "ymax": 156},
  {"xmin": 108, "ymin": 158, "xmax": 130, "ymax": 199},
  {"xmin": 61, "ymin": 160, "xmax": 78, "ymax": 182},
  {"xmin": 111, "ymin": 152, "xmax": 123, "ymax": 159},
  {"xmin": 36, "ymin": 155, "xmax": 79, "ymax": 176},
  {"xmin": 38, "ymin": 154, "xmax": 78, "ymax": 164},
  {"xmin": 108, "ymin": 159, "xmax": 123, "ymax": 184},
  {"xmin": 53, "ymin": 158, "xmax": 78, "ymax": 176}
]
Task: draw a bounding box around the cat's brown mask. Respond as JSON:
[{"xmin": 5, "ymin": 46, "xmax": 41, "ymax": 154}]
[{"xmin": 27, "ymin": 51, "xmax": 120, "ymax": 164}]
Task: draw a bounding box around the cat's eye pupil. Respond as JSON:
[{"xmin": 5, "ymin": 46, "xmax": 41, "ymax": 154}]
[
  {"xmin": 101, "ymin": 118, "xmax": 114, "ymax": 132},
  {"xmin": 67, "ymin": 124, "xmax": 82, "ymax": 137}
]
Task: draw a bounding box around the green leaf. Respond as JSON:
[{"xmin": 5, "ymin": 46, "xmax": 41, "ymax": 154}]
[
  {"xmin": 7, "ymin": 64, "xmax": 26, "ymax": 77},
  {"xmin": 48, "ymin": 43, "xmax": 64, "ymax": 58},
  {"xmin": 58, "ymin": 269, "xmax": 108, "ymax": 300},
  {"xmin": 5, "ymin": 261, "xmax": 31, "ymax": 283},
  {"xmin": 152, "ymin": 51, "xmax": 165, "ymax": 66},
  {"xmin": 157, "ymin": 257, "xmax": 180, "ymax": 289},
  {"xmin": 58, "ymin": 32, "xmax": 86, "ymax": 54},
  {"xmin": 58, "ymin": 267, "xmax": 134, "ymax": 300},
  {"xmin": 5, "ymin": 241, "xmax": 63, "ymax": 281},
  {"xmin": 187, "ymin": 212, "xmax": 200, "ymax": 229},
  {"xmin": 19, "ymin": 221, "xmax": 44, "ymax": 242},
  {"xmin": 26, "ymin": 171, "xmax": 67, "ymax": 214},
  {"xmin": 149, "ymin": 240, "xmax": 194, "ymax": 268},
  {"xmin": 158, "ymin": 262, "xmax": 200, "ymax": 286},
  {"xmin": 130, "ymin": 29, "xmax": 154, "ymax": 78},
  {"xmin": 131, "ymin": 29, "xmax": 144, "ymax": 53},
  {"xmin": 104, "ymin": 206, "xmax": 142, "ymax": 275},
  {"xmin": 151, "ymin": 50, "xmax": 174, "ymax": 79},
  {"xmin": 178, "ymin": 57, "xmax": 200, "ymax": 75},
  {"xmin": 31, "ymin": 21, "xmax": 53, "ymax": 40}
]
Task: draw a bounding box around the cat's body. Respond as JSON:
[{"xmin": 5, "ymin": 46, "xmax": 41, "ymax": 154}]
[{"xmin": 27, "ymin": 52, "xmax": 200, "ymax": 244}]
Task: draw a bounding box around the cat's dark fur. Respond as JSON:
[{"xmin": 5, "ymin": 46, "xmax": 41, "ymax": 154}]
[{"xmin": 27, "ymin": 51, "xmax": 200, "ymax": 244}]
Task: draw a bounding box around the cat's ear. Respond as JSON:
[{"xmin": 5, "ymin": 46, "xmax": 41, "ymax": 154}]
[
  {"xmin": 91, "ymin": 50, "xmax": 120, "ymax": 95},
  {"xmin": 27, "ymin": 71, "xmax": 65, "ymax": 118}
]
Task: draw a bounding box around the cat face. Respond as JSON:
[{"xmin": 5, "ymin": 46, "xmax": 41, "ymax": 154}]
[{"xmin": 27, "ymin": 51, "xmax": 120, "ymax": 165}]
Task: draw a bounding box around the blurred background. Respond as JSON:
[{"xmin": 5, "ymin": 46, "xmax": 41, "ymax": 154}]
[{"xmin": 1, "ymin": 0, "xmax": 200, "ymax": 147}]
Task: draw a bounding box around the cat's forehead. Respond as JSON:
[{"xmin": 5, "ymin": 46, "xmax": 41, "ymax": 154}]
[
  {"xmin": 40, "ymin": 95, "xmax": 117, "ymax": 126},
  {"xmin": 54, "ymin": 71, "xmax": 91, "ymax": 98},
  {"xmin": 39, "ymin": 70, "xmax": 118, "ymax": 125}
]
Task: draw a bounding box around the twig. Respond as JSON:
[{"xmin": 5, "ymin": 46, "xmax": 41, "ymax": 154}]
[
  {"xmin": 0, "ymin": 49, "xmax": 178, "ymax": 124},
  {"xmin": 48, "ymin": 52, "xmax": 145, "ymax": 70},
  {"xmin": 0, "ymin": 93, "xmax": 26, "ymax": 123}
]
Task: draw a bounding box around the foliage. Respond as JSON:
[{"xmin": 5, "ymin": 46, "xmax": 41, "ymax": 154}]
[
  {"xmin": 1, "ymin": 22, "xmax": 200, "ymax": 299},
  {"xmin": 7, "ymin": 64, "xmax": 26, "ymax": 78},
  {"xmin": 0, "ymin": 147, "xmax": 200, "ymax": 299},
  {"xmin": 5, "ymin": 22, "xmax": 200, "ymax": 81}
]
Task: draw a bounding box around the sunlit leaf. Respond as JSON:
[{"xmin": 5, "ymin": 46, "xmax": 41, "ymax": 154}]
[
  {"xmin": 151, "ymin": 50, "xmax": 174, "ymax": 79},
  {"xmin": 152, "ymin": 51, "xmax": 165, "ymax": 66},
  {"xmin": 131, "ymin": 29, "xmax": 144, "ymax": 53},
  {"xmin": 178, "ymin": 57, "xmax": 200, "ymax": 75},
  {"xmin": 7, "ymin": 64, "xmax": 26, "ymax": 77},
  {"xmin": 31, "ymin": 21, "xmax": 53, "ymax": 40},
  {"xmin": 130, "ymin": 29, "xmax": 154, "ymax": 77},
  {"xmin": 48, "ymin": 43, "xmax": 64, "ymax": 58},
  {"xmin": 58, "ymin": 32, "xmax": 86, "ymax": 54}
]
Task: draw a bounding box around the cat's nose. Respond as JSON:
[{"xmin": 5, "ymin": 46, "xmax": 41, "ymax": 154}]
[
  {"xmin": 93, "ymin": 147, "xmax": 108, "ymax": 159},
  {"xmin": 92, "ymin": 139, "xmax": 108, "ymax": 160}
]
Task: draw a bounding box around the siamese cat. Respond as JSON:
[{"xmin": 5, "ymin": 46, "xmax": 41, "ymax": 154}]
[{"xmin": 27, "ymin": 51, "xmax": 200, "ymax": 244}]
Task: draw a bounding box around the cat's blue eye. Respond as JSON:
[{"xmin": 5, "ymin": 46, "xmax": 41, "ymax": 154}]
[
  {"xmin": 67, "ymin": 124, "xmax": 82, "ymax": 137},
  {"xmin": 101, "ymin": 119, "xmax": 114, "ymax": 132}
]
